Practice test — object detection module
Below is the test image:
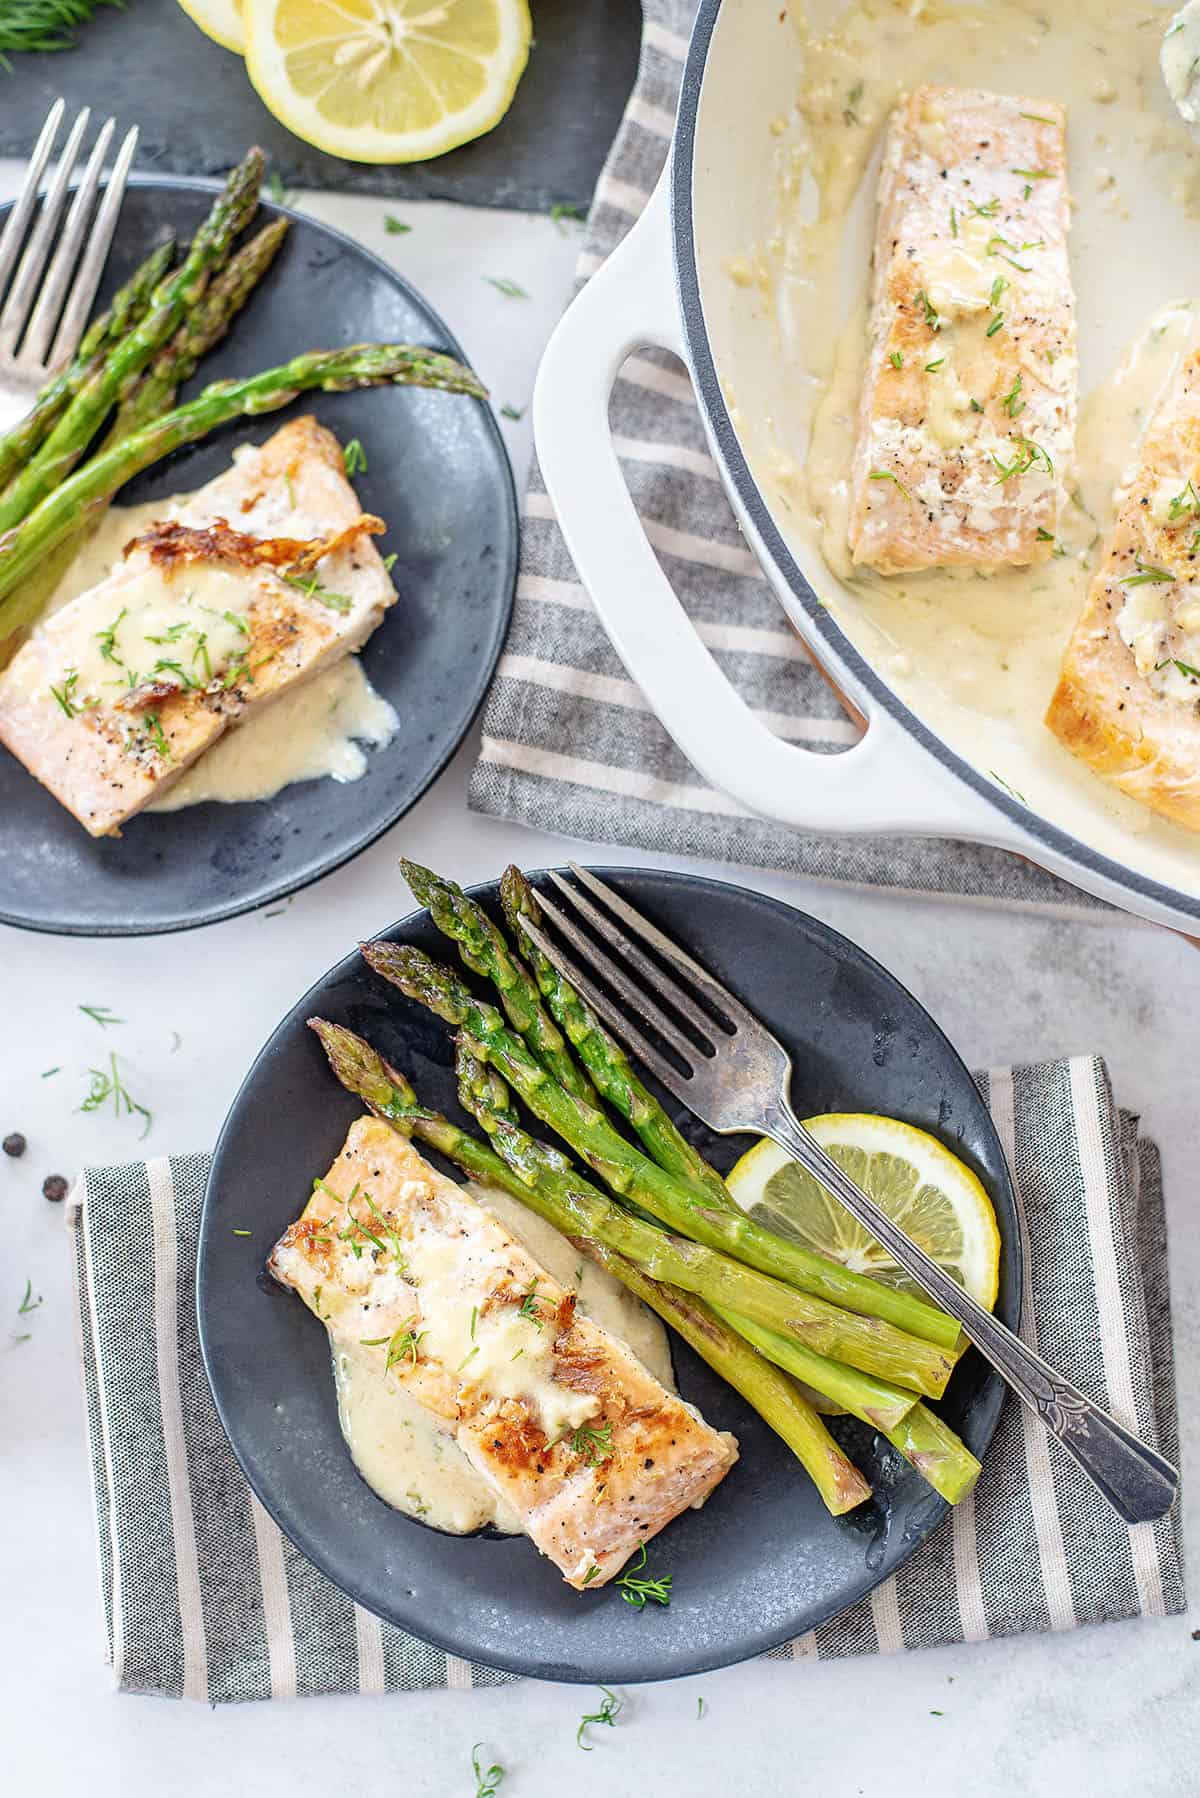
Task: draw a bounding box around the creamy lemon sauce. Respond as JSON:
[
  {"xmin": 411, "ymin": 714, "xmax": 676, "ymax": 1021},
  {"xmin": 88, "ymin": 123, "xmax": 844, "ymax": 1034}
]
[
  {"xmin": 719, "ymin": 0, "xmax": 1200, "ymax": 888},
  {"xmin": 42, "ymin": 500, "xmax": 397, "ymax": 810},
  {"xmin": 333, "ymin": 1181, "xmax": 675, "ymax": 1536}
]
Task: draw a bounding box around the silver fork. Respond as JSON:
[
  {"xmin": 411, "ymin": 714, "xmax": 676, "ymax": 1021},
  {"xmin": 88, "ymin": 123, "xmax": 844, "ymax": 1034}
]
[
  {"xmin": 517, "ymin": 864, "xmax": 1179, "ymax": 1526},
  {"xmin": 0, "ymin": 99, "xmax": 139, "ymax": 434}
]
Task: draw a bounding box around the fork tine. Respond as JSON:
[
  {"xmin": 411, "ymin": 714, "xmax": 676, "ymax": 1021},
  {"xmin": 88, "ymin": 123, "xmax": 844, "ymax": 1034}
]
[
  {"xmin": 517, "ymin": 912, "xmax": 696, "ymax": 1090},
  {"xmin": 533, "ymin": 884, "xmax": 710, "ymax": 1063},
  {"xmin": 19, "ymin": 118, "xmax": 115, "ymax": 369},
  {"xmin": 0, "ymin": 99, "xmax": 64, "ymax": 300},
  {"xmin": 0, "ymin": 106, "xmax": 90, "ymax": 358},
  {"xmin": 547, "ymin": 866, "xmax": 731, "ymax": 1042},
  {"xmin": 47, "ymin": 123, "xmax": 138, "ymax": 372},
  {"xmin": 567, "ymin": 862, "xmax": 762, "ymax": 1033}
]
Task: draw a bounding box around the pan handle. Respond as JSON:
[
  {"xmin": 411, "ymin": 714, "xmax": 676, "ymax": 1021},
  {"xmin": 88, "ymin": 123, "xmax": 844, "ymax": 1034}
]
[{"xmin": 533, "ymin": 173, "xmax": 1019, "ymax": 845}]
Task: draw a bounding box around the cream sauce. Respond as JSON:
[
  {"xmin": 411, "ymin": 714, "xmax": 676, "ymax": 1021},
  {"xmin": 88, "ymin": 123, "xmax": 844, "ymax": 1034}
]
[
  {"xmin": 333, "ymin": 1181, "xmax": 675, "ymax": 1536},
  {"xmin": 724, "ymin": 0, "xmax": 1200, "ymax": 886},
  {"xmin": 40, "ymin": 500, "xmax": 397, "ymax": 811}
]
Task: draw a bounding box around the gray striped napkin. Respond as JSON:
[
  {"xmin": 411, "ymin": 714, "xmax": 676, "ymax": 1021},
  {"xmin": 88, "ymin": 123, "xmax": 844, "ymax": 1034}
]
[
  {"xmin": 67, "ymin": 1055, "xmax": 1183, "ymax": 1702},
  {"xmin": 467, "ymin": 0, "xmax": 1101, "ymax": 915}
]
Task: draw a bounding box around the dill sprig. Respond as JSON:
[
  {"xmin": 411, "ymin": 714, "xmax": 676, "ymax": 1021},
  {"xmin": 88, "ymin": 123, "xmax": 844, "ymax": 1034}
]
[
  {"xmin": 0, "ymin": 0, "xmax": 123, "ymax": 66},
  {"xmin": 516, "ymin": 1279, "xmax": 545, "ymax": 1328},
  {"xmin": 472, "ymin": 1745, "xmax": 505, "ymax": 1796},
  {"xmin": 577, "ymin": 1686, "xmax": 623, "ymax": 1750},
  {"xmin": 1123, "ymin": 557, "xmax": 1176, "ymax": 587},
  {"xmin": 615, "ymin": 1541, "xmax": 672, "ymax": 1610},
  {"xmin": 360, "ymin": 1323, "xmax": 425, "ymax": 1371},
  {"xmin": 79, "ymin": 1051, "xmax": 151, "ymax": 1138},
  {"xmin": 79, "ymin": 1002, "xmax": 123, "ymax": 1027},
  {"xmin": 570, "ymin": 1421, "xmax": 614, "ymax": 1466}
]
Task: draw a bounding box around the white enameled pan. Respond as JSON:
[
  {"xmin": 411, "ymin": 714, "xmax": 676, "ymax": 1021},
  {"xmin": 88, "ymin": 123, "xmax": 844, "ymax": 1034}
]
[{"xmin": 533, "ymin": 0, "xmax": 1200, "ymax": 933}]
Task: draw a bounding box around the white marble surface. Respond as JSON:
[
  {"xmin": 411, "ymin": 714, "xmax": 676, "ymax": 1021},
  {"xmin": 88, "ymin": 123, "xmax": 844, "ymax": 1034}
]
[{"xmin": 1, "ymin": 177, "xmax": 1197, "ymax": 1798}]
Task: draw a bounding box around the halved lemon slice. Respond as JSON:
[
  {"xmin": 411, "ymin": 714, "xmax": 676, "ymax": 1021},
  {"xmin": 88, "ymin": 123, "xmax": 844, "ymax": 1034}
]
[
  {"xmin": 726, "ymin": 1113, "xmax": 1001, "ymax": 1312},
  {"xmin": 176, "ymin": 0, "xmax": 246, "ymax": 54},
  {"xmin": 244, "ymin": 0, "xmax": 532, "ymax": 164}
]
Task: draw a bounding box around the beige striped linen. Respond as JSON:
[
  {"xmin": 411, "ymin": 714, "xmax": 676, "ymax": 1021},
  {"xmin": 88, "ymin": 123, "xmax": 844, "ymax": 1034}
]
[
  {"xmin": 469, "ymin": 0, "xmax": 1110, "ymax": 916},
  {"xmin": 66, "ymin": 1056, "xmax": 1184, "ymax": 1702}
]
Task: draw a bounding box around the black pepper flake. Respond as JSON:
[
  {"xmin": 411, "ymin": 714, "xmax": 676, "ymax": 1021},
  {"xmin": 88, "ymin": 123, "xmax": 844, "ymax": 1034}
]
[
  {"xmin": 3, "ymin": 1132, "xmax": 26, "ymax": 1158},
  {"xmin": 43, "ymin": 1173, "xmax": 68, "ymax": 1203}
]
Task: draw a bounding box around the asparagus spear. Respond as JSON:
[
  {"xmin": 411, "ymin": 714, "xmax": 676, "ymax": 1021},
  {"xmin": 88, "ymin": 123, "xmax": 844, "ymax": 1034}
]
[
  {"xmin": 402, "ymin": 859, "xmax": 598, "ymax": 1103},
  {"xmin": 452, "ymin": 1027, "xmax": 925, "ymax": 1414},
  {"xmin": 717, "ymin": 1312, "xmax": 981, "ymax": 1505},
  {"xmin": 0, "ymin": 221, "xmax": 291, "ymax": 661},
  {"xmin": 0, "ymin": 342, "xmax": 486, "ymax": 630},
  {"xmin": 307, "ymin": 1016, "xmax": 870, "ymax": 1516},
  {"xmin": 361, "ymin": 940, "xmax": 958, "ymax": 1396},
  {"xmin": 500, "ymin": 863, "xmax": 736, "ymax": 1208},
  {"xmin": 0, "ymin": 238, "xmax": 176, "ymax": 492},
  {"xmin": 112, "ymin": 218, "xmax": 289, "ymax": 439},
  {"xmin": 594, "ymin": 1247, "xmax": 871, "ymax": 1516},
  {"xmin": 0, "ymin": 148, "xmax": 265, "ymax": 532}
]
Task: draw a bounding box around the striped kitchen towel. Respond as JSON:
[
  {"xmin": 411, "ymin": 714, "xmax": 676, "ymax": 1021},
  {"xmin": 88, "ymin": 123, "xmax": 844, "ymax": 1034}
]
[
  {"xmin": 67, "ymin": 1056, "xmax": 1184, "ymax": 1702},
  {"xmin": 468, "ymin": 0, "xmax": 1104, "ymax": 915}
]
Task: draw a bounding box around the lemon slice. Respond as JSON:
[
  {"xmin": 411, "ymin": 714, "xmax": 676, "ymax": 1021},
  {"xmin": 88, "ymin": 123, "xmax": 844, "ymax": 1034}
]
[
  {"xmin": 244, "ymin": 0, "xmax": 531, "ymax": 165},
  {"xmin": 726, "ymin": 1113, "xmax": 1001, "ymax": 1312},
  {"xmin": 176, "ymin": 0, "xmax": 246, "ymax": 54}
]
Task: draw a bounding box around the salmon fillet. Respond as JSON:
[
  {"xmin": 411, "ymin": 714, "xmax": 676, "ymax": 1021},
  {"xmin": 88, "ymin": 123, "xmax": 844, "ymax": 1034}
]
[
  {"xmin": 0, "ymin": 417, "xmax": 395, "ymax": 836},
  {"xmin": 848, "ymin": 86, "xmax": 1077, "ymax": 574},
  {"xmin": 268, "ymin": 1119, "xmax": 738, "ymax": 1588},
  {"xmin": 1046, "ymin": 342, "xmax": 1200, "ymax": 829}
]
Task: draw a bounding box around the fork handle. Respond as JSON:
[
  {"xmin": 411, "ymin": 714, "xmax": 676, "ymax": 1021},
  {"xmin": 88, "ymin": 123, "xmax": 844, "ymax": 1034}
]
[{"xmin": 766, "ymin": 1103, "xmax": 1178, "ymax": 1525}]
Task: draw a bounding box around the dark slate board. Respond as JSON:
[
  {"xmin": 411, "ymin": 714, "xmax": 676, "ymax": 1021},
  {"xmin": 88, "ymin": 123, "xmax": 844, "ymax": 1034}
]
[{"xmin": 0, "ymin": 0, "xmax": 644, "ymax": 212}]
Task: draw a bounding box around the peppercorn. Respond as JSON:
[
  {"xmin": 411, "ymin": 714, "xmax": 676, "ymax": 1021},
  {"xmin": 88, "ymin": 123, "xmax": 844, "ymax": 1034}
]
[
  {"xmin": 43, "ymin": 1174, "xmax": 68, "ymax": 1203},
  {"xmin": 3, "ymin": 1132, "xmax": 25, "ymax": 1157}
]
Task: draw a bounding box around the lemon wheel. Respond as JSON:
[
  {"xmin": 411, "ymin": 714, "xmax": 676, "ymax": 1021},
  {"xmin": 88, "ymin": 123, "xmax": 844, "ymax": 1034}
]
[
  {"xmin": 244, "ymin": 0, "xmax": 532, "ymax": 164},
  {"xmin": 176, "ymin": 0, "xmax": 246, "ymax": 53},
  {"xmin": 726, "ymin": 1113, "xmax": 1001, "ymax": 1312}
]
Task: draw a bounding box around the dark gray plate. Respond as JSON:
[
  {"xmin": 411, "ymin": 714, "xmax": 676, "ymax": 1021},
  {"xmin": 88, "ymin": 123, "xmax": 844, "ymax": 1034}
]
[
  {"xmin": 199, "ymin": 868, "xmax": 1021, "ymax": 1684},
  {"xmin": 0, "ymin": 179, "xmax": 517, "ymax": 936}
]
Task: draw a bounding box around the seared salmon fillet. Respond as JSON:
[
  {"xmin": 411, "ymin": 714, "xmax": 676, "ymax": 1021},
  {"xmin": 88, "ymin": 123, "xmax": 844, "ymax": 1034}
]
[
  {"xmin": 1046, "ymin": 342, "xmax": 1200, "ymax": 829},
  {"xmin": 848, "ymin": 86, "xmax": 1076, "ymax": 574},
  {"xmin": 269, "ymin": 1119, "xmax": 738, "ymax": 1588},
  {"xmin": 0, "ymin": 416, "xmax": 395, "ymax": 836}
]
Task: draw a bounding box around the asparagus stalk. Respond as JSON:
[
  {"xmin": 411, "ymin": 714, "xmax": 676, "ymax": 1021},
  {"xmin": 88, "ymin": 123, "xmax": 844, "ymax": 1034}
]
[
  {"xmin": 362, "ymin": 940, "xmax": 958, "ymax": 1396},
  {"xmin": 500, "ymin": 863, "xmax": 737, "ymax": 1210},
  {"xmin": 716, "ymin": 1312, "xmax": 981, "ymax": 1504},
  {"xmin": 882, "ymin": 1403, "xmax": 981, "ymax": 1506},
  {"xmin": 0, "ymin": 342, "xmax": 486, "ymax": 629},
  {"xmin": 402, "ymin": 859, "xmax": 598, "ymax": 1103},
  {"xmin": 0, "ymin": 221, "xmax": 291, "ymax": 661},
  {"xmin": 0, "ymin": 238, "xmax": 175, "ymax": 492},
  {"xmin": 453, "ymin": 1027, "xmax": 926, "ymax": 1413},
  {"xmin": 112, "ymin": 218, "xmax": 289, "ymax": 439},
  {"xmin": 595, "ymin": 1247, "xmax": 871, "ymax": 1516},
  {"xmin": 307, "ymin": 1017, "xmax": 869, "ymax": 1516},
  {"xmin": 0, "ymin": 148, "xmax": 265, "ymax": 532}
]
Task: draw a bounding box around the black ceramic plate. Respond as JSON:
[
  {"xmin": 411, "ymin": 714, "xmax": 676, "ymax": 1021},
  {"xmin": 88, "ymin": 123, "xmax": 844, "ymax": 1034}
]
[
  {"xmin": 200, "ymin": 869, "xmax": 1021, "ymax": 1684},
  {"xmin": 0, "ymin": 179, "xmax": 517, "ymax": 936}
]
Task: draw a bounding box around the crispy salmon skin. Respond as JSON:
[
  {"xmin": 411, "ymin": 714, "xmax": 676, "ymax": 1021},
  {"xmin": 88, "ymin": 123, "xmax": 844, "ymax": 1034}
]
[
  {"xmin": 1046, "ymin": 341, "xmax": 1200, "ymax": 829},
  {"xmin": 848, "ymin": 85, "xmax": 1077, "ymax": 574},
  {"xmin": 0, "ymin": 417, "xmax": 395, "ymax": 836},
  {"xmin": 269, "ymin": 1118, "xmax": 738, "ymax": 1588}
]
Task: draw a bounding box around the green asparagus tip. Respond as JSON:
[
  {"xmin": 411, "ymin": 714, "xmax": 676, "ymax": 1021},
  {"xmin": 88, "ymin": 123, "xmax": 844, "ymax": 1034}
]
[{"xmin": 308, "ymin": 1016, "xmax": 407, "ymax": 1112}]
